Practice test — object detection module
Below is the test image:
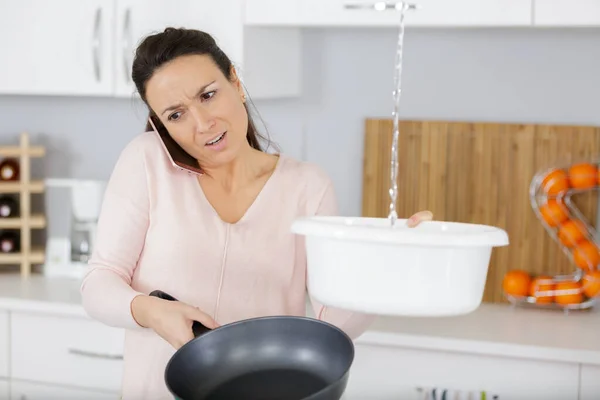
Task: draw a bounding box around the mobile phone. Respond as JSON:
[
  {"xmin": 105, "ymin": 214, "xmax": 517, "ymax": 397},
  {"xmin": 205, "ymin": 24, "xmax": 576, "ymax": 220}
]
[{"xmin": 148, "ymin": 116, "xmax": 204, "ymax": 175}]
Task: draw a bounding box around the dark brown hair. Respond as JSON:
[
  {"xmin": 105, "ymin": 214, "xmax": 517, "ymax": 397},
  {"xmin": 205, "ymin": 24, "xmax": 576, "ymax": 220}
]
[{"xmin": 131, "ymin": 27, "xmax": 274, "ymax": 155}]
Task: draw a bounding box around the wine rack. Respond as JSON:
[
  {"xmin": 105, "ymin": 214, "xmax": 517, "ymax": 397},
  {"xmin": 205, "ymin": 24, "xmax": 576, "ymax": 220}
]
[{"xmin": 0, "ymin": 132, "xmax": 46, "ymax": 277}]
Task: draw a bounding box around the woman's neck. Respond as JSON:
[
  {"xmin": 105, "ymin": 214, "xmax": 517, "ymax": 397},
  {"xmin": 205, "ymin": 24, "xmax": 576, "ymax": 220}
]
[{"xmin": 200, "ymin": 146, "xmax": 276, "ymax": 193}]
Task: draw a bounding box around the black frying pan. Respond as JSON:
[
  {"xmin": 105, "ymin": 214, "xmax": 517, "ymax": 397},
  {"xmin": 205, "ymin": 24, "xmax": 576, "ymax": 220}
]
[{"xmin": 149, "ymin": 290, "xmax": 355, "ymax": 400}]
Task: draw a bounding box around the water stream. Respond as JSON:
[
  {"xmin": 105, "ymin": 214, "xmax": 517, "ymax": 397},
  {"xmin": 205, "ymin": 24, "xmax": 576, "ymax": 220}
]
[
  {"xmin": 345, "ymin": 1, "xmax": 416, "ymax": 226},
  {"xmin": 388, "ymin": 2, "xmax": 414, "ymax": 226}
]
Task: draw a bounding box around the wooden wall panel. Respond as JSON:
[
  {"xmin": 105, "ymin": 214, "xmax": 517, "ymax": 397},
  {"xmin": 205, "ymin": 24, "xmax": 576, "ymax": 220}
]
[{"xmin": 361, "ymin": 119, "xmax": 600, "ymax": 303}]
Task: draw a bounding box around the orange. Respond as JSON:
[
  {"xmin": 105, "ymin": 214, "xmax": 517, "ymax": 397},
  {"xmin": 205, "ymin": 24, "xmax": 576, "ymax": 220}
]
[
  {"xmin": 568, "ymin": 163, "xmax": 598, "ymax": 189},
  {"xmin": 573, "ymin": 240, "xmax": 600, "ymax": 271},
  {"xmin": 582, "ymin": 270, "xmax": 600, "ymax": 298},
  {"xmin": 502, "ymin": 269, "xmax": 531, "ymax": 297},
  {"xmin": 554, "ymin": 281, "xmax": 584, "ymax": 305},
  {"xmin": 539, "ymin": 200, "xmax": 569, "ymax": 228},
  {"xmin": 557, "ymin": 219, "xmax": 587, "ymax": 247},
  {"xmin": 529, "ymin": 275, "xmax": 555, "ymax": 303},
  {"xmin": 541, "ymin": 169, "xmax": 570, "ymax": 196}
]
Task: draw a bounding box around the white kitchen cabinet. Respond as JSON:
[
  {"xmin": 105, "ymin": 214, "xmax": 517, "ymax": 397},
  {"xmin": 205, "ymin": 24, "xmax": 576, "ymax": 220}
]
[
  {"xmin": 0, "ymin": 312, "xmax": 8, "ymax": 379},
  {"xmin": 10, "ymin": 380, "xmax": 119, "ymax": 400},
  {"xmin": 580, "ymin": 364, "xmax": 600, "ymax": 400},
  {"xmin": 350, "ymin": 343, "xmax": 580, "ymax": 399},
  {"xmin": 0, "ymin": 379, "xmax": 8, "ymax": 400},
  {"xmin": 113, "ymin": 0, "xmax": 232, "ymax": 98},
  {"xmin": 534, "ymin": 0, "xmax": 600, "ymax": 26},
  {"xmin": 113, "ymin": 0, "xmax": 197, "ymax": 97},
  {"xmin": 0, "ymin": 0, "xmax": 301, "ymax": 99},
  {"xmin": 0, "ymin": 0, "xmax": 114, "ymax": 96},
  {"xmin": 10, "ymin": 312, "xmax": 124, "ymax": 392},
  {"xmin": 406, "ymin": 0, "xmax": 533, "ymax": 27},
  {"xmin": 245, "ymin": 0, "xmax": 533, "ymax": 27},
  {"xmin": 113, "ymin": 0, "xmax": 301, "ymax": 100}
]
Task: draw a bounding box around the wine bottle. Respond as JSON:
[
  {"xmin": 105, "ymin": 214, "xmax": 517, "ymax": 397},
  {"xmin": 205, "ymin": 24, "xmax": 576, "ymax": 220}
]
[
  {"xmin": 0, "ymin": 196, "xmax": 18, "ymax": 218},
  {"xmin": 0, "ymin": 231, "xmax": 20, "ymax": 253},
  {"xmin": 0, "ymin": 158, "xmax": 20, "ymax": 181}
]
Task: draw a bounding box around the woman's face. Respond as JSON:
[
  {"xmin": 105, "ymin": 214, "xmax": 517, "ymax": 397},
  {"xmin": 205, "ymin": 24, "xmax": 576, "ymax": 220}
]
[{"xmin": 145, "ymin": 54, "xmax": 248, "ymax": 169}]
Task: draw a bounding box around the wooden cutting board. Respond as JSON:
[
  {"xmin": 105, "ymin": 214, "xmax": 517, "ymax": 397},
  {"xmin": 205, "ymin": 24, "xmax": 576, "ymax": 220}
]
[{"xmin": 361, "ymin": 119, "xmax": 600, "ymax": 303}]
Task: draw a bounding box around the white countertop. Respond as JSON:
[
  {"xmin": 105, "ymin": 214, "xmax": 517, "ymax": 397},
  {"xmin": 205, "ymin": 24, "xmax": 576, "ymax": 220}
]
[
  {"xmin": 356, "ymin": 300, "xmax": 600, "ymax": 366},
  {"xmin": 0, "ymin": 272, "xmax": 86, "ymax": 317},
  {"xmin": 1, "ymin": 272, "xmax": 600, "ymax": 366}
]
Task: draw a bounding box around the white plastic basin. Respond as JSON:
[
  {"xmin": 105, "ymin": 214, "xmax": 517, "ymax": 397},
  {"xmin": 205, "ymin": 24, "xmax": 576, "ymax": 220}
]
[{"xmin": 291, "ymin": 216, "xmax": 509, "ymax": 317}]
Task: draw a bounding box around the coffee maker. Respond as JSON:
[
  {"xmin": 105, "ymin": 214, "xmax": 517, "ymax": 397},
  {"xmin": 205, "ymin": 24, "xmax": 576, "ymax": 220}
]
[{"xmin": 44, "ymin": 179, "xmax": 107, "ymax": 278}]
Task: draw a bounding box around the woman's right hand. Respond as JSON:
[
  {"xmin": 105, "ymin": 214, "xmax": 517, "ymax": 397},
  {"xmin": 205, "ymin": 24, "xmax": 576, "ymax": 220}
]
[{"xmin": 131, "ymin": 295, "xmax": 219, "ymax": 349}]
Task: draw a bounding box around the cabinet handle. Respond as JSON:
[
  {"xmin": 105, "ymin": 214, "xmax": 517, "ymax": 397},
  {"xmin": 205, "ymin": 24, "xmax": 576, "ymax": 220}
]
[
  {"xmin": 68, "ymin": 347, "xmax": 123, "ymax": 360},
  {"xmin": 92, "ymin": 7, "xmax": 102, "ymax": 82},
  {"xmin": 122, "ymin": 8, "xmax": 132, "ymax": 84},
  {"xmin": 343, "ymin": 2, "xmax": 418, "ymax": 11}
]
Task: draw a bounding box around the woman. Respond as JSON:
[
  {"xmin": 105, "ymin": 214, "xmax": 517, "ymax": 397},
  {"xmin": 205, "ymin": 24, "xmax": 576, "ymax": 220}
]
[{"xmin": 80, "ymin": 27, "xmax": 433, "ymax": 399}]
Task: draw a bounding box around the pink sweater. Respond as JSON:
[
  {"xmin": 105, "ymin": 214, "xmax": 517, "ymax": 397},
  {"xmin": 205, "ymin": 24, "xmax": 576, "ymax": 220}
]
[{"xmin": 80, "ymin": 131, "xmax": 375, "ymax": 400}]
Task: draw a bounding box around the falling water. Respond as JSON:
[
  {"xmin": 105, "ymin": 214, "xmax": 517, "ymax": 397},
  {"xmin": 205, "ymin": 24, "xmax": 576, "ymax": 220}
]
[
  {"xmin": 388, "ymin": 2, "xmax": 414, "ymax": 227},
  {"xmin": 345, "ymin": 1, "xmax": 416, "ymax": 226}
]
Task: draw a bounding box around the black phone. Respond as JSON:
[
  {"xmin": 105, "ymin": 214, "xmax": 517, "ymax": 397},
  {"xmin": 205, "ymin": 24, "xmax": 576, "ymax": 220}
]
[{"xmin": 148, "ymin": 116, "xmax": 204, "ymax": 175}]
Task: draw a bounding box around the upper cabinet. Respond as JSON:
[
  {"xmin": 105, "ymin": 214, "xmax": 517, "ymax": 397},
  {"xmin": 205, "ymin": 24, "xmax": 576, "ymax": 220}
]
[
  {"xmin": 112, "ymin": 0, "xmax": 301, "ymax": 99},
  {"xmin": 0, "ymin": 0, "xmax": 301, "ymax": 99},
  {"xmin": 112, "ymin": 0, "xmax": 191, "ymax": 98},
  {"xmin": 533, "ymin": 0, "xmax": 600, "ymax": 26},
  {"xmin": 0, "ymin": 0, "xmax": 115, "ymax": 96},
  {"xmin": 1, "ymin": 0, "xmax": 597, "ymax": 99},
  {"xmin": 246, "ymin": 0, "xmax": 600, "ymax": 28},
  {"xmin": 245, "ymin": 0, "xmax": 534, "ymax": 27},
  {"xmin": 405, "ymin": 0, "xmax": 533, "ymax": 27}
]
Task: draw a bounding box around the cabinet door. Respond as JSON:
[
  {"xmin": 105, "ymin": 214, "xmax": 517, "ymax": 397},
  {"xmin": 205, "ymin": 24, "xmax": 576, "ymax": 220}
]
[
  {"xmin": 0, "ymin": 0, "xmax": 114, "ymax": 96},
  {"xmin": 350, "ymin": 343, "xmax": 579, "ymax": 399},
  {"xmin": 10, "ymin": 380, "xmax": 119, "ymax": 400},
  {"xmin": 0, "ymin": 312, "xmax": 7, "ymax": 379},
  {"xmin": 245, "ymin": 0, "xmax": 533, "ymax": 27},
  {"xmin": 534, "ymin": 0, "xmax": 600, "ymax": 26},
  {"xmin": 407, "ymin": 0, "xmax": 533, "ymax": 26},
  {"xmin": 0, "ymin": 379, "xmax": 8, "ymax": 400},
  {"xmin": 580, "ymin": 364, "xmax": 600, "ymax": 400},
  {"xmin": 11, "ymin": 312, "xmax": 124, "ymax": 392},
  {"xmin": 113, "ymin": 0, "xmax": 243, "ymax": 98}
]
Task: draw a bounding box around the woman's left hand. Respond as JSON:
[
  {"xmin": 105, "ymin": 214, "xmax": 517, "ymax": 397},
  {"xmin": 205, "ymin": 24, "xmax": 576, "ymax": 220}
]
[{"xmin": 406, "ymin": 210, "xmax": 433, "ymax": 227}]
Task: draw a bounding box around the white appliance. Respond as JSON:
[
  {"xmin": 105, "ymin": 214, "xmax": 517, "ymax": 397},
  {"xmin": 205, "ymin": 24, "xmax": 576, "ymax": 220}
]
[{"xmin": 43, "ymin": 178, "xmax": 107, "ymax": 279}]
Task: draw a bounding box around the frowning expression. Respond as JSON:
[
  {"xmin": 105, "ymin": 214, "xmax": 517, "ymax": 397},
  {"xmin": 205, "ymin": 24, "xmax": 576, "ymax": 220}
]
[{"xmin": 145, "ymin": 54, "xmax": 248, "ymax": 169}]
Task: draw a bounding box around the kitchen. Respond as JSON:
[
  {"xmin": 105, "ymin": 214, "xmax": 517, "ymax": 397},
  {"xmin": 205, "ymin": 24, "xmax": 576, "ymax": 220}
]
[{"xmin": 1, "ymin": 0, "xmax": 600, "ymax": 399}]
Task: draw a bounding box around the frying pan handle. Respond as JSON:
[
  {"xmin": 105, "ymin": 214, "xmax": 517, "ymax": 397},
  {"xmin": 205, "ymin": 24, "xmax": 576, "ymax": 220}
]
[{"xmin": 148, "ymin": 290, "xmax": 211, "ymax": 337}]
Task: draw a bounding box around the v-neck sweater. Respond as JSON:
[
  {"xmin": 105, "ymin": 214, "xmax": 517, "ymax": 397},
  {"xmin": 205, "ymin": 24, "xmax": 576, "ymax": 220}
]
[{"xmin": 80, "ymin": 131, "xmax": 375, "ymax": 400}]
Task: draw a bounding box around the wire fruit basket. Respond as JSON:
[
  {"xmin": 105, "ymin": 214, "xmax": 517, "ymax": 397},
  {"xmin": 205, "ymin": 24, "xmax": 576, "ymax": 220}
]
[{"xmin": 504, "ymin": 160, "xmax": 600, "ymax": 313}]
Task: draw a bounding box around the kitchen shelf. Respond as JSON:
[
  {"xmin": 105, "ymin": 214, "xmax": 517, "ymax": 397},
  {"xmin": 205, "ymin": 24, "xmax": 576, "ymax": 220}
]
[
  {"xmin": 0, "ymin": 246, "xmax": 45, "ymax": 265},
  {"xmin": 0, "ymin": 147, "xmax": 44, "ymax": 158},
  {"xmin": 0, "ymin": 132, "xmax": 46, "ymax": 278},
  {"xmin": 0, "ymin": 215, "xmax": 46, "ymax": 229},
  {"xmin": 0, "ymin": 180, "xmax": 44, "ymax": 194}
]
